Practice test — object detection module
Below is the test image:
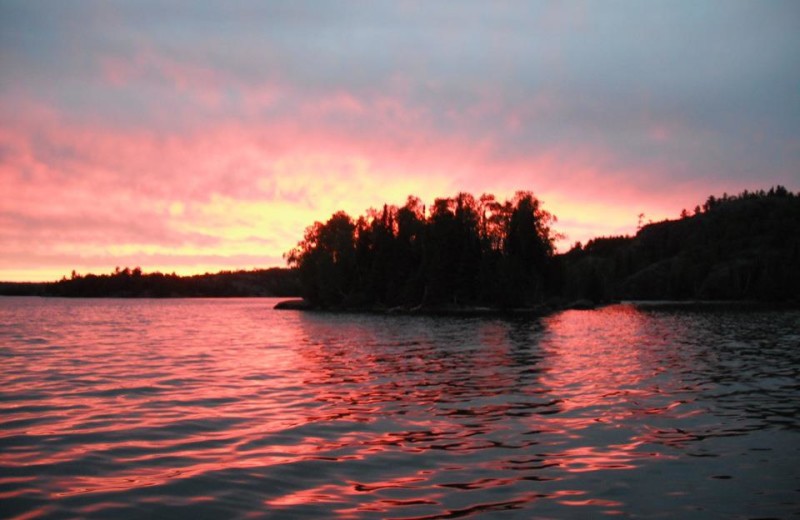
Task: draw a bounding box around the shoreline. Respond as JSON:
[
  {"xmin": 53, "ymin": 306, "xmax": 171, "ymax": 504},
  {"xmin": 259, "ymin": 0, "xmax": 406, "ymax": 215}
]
[
  {"xmin": 273, "ymin": 299, "xmax": 558, "ymax": 316},
  {"xmin": 274, "ymin": 298, "xmax": 799, "ymax": 315}
]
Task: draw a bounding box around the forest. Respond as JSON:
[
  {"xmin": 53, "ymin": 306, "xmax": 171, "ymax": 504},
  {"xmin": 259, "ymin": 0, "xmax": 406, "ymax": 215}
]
[
  {"xmin": 286, "ymin": 192, "xmax": 561, "ymax": 309},
  {"xmin": 0, "ymin": 267, "xmax": 300, "ymax": 298},
  {"xmin": 287, "ymin": 187, "xmax": 800, "ymax": 309},
  {"xmin": 561, "ymin": 186, "xmax": 800, "ymax": 302}
]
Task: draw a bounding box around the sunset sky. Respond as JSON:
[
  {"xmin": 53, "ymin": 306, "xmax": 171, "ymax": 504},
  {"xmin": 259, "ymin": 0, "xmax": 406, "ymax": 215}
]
[{"xmin": 2, "ymin": 1, "xmax": 798, "ymax": 281}]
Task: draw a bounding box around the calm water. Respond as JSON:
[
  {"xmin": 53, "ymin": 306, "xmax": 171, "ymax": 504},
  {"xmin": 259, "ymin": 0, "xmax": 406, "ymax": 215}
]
[{"xmin": 1, "ymin": 298, "xmax": 798, "ymax": 519}]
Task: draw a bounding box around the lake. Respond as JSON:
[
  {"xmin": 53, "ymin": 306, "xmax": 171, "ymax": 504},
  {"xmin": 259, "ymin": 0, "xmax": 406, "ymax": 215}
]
[{"xmin": 0, "ymin": 298, "xmax": 798, "ymax": 519}]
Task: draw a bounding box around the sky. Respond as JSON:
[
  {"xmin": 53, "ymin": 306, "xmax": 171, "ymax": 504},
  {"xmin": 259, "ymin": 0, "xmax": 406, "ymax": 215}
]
[{"xmin": 1, "ymin": 1, "xmax": 799, "ymax": 282}]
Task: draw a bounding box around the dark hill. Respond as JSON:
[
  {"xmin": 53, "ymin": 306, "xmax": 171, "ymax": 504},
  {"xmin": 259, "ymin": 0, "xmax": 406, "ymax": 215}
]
[{"xmin": 560, "ymin": 187, "xmax": 800, "ymax": 302}]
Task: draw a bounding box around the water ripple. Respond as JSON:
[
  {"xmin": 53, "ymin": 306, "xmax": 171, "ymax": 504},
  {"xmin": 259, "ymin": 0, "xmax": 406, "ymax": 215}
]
[{"xmin": 1, "ymin": 298, "xmax": 798, "ymax": 519}]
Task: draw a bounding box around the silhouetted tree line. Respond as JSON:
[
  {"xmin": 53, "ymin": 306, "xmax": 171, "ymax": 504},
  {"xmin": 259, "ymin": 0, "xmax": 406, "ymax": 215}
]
[
  {"xmin": 561, "ymin": 186, "xmax": 800, "ymax": 302},
  {"xmin": 287, "ymin": 187, "xmax": 800, "ymax": 308},
  {"xmin": 286, "ymin": 191, "xmax": 560, "ymax": 308},
  {"xmin": 0, "ymin": 267, "xmax": 300, "ymax": 298},
  {"xmin": 4, "ymin": 187, "xmax": 797, "ymax": 305}
]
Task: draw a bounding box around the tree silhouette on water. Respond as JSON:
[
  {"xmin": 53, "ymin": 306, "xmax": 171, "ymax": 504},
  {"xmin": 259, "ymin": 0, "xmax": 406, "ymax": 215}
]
[
  {"xmin": 286, "ymin": 191, "xmax": 559, "ymax": 308},
  {"xmin": 288, "ymin": 186, "xmax": 800, "ymax": 307}
]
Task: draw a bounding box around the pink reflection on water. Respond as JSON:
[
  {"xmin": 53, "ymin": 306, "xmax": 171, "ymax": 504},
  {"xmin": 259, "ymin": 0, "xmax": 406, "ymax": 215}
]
[
  {"xmin": 532, "ymin": 306, "xmax": 688, "ymax": 473},
  {"xmin": 5, "ymin": 299, "xmax": 784, "ymax": 519},
  {"xmin": 540, "ymin": 306, "xmax": 656, "ymax": 410}
]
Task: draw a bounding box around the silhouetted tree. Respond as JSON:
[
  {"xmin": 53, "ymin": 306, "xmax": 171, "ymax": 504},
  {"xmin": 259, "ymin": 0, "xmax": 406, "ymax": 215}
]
[
  {"xmin": 287, "ymin": 211, "xmax": 357, "ymax": 307},
  {"xmin": 285, "ymin": 190, "xmax": 561, "ymax": 309}
]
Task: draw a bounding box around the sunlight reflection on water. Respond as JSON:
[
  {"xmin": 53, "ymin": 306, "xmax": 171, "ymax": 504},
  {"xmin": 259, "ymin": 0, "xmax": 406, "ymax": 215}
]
[{"xmin": 0, "ymin": 298, "xmax": 798, "ymax": 519}]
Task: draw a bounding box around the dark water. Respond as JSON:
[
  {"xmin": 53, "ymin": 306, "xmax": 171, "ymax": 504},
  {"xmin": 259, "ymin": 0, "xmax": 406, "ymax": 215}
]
[{"xmin": 1, "ymin": 298, "xmax": 798, "ymax": 519}]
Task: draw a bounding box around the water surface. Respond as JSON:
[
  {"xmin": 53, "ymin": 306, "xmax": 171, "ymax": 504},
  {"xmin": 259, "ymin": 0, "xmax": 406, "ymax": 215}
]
[{"xmin": 1, "ymin": 298, "xmax": 798, "ymax": 519}]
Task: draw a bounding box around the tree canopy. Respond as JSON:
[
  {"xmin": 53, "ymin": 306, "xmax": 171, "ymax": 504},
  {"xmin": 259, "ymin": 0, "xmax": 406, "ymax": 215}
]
[
  {"xmin": 288, "ymin": 186, "xmax": 800, "ymax": 308},
  {"xmin": 286, "ymin": 191, "xmax": 559, "ymax": 308},
  {"xmin": 561, "ymin": 186, "xmax": 800, "ymax": 302}
]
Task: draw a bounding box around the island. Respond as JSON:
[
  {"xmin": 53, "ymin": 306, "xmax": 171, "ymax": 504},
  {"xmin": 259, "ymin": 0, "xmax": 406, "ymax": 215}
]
[{"xmin": 279, "ymin": 187, "xmax": 800, "ymax": 312}]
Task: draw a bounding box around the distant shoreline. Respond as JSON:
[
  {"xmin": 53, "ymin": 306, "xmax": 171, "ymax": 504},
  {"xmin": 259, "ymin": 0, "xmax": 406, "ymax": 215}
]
[{"xmin": 0, "ymin": 268, "xmax": 300, "ymax": 298}]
